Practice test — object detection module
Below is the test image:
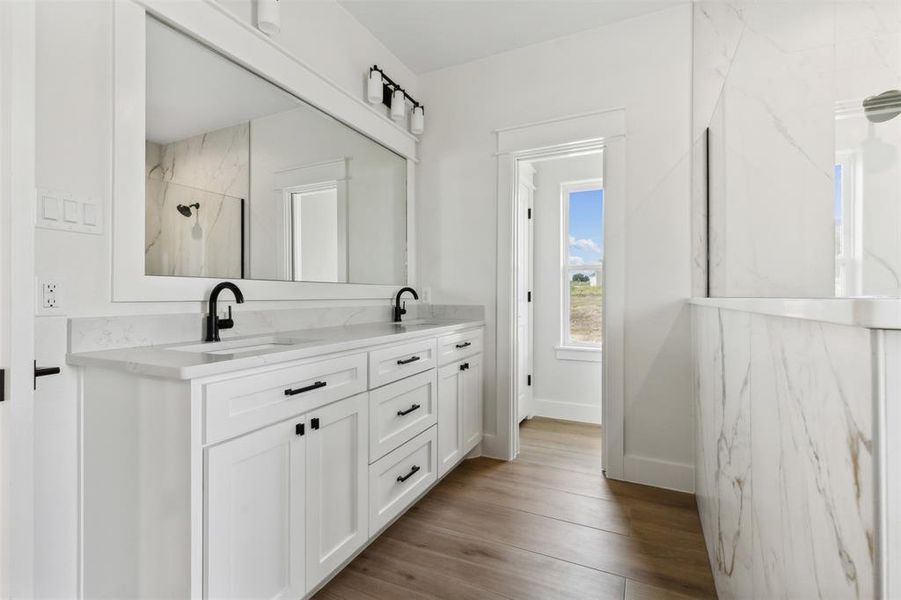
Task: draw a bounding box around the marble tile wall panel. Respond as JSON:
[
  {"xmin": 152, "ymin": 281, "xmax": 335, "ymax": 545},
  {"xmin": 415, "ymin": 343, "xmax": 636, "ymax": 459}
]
[
  {"xmin": 68, "ymin": 303, "xmax": 484, "ymax": 353},
  {"xmin": 692, "ymin": 306, "xmax": 876, "ymax": 598},
  {"xmin": 693, "ymin": 306, "xmax": 753, "ymax": 598},
  {"xmin": 749, "ymin": 314, "xmax": 874, "ymax": 599}
]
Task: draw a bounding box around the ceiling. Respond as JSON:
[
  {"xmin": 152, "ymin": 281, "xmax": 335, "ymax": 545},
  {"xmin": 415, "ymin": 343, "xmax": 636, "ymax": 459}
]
[
  {"xmin": 338, "ymin": 0, "xmax": 683, "ymax": 74},
  {"xmin": 146, "ymin": 17, "xmax": 299, "ymax": 145}
]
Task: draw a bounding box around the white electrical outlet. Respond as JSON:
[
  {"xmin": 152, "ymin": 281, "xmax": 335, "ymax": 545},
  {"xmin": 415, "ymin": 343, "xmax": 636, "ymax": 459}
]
[{"xmin": 35, "ymin": 278, "xmax": 64, "ymax": 315}]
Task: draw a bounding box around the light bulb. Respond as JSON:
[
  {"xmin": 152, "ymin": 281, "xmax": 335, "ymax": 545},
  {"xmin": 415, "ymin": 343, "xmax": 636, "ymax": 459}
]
[
  {"xmin": 390, "ymin": 89, "xmax": 406, "ymax": 121},
  {"xmin": 411, "ymin": 105, "xmax": 424, "ymax": 135},
  {"xmin": 257, "ymin": 0, "xmax": 280, "ymax": 35},
  {"xmin": 367, "ymin": 69, "xmax": 383, "ymax": 104}
]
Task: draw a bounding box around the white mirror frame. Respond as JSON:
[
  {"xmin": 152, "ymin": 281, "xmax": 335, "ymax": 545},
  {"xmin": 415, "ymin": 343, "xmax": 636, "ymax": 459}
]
[{"xmin": 113, "ymin": 0, "xmax": 417, "ymax": 302}]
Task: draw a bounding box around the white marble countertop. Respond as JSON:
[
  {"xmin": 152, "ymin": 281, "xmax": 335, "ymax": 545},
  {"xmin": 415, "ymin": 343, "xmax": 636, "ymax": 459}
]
[
  {"xmin": 690, "ymin": 297, "xmax": 901, "ymax": 329},
  {"xmin": 67, "ymin": 319, "xmax": 485, "ymax": 380}
]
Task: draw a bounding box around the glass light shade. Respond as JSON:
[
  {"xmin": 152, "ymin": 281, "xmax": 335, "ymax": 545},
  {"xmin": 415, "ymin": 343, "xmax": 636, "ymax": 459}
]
[
  {"xmin": 257, "ymin": 0, "xmax": 280, "ymax": 35},
  {"xmin": 390, "ymin": 89, "xmax": 406, "ymax": 121},
  {"xmin": 367, "ymin": 70, "xmax": 383, "ymax": 104},
  {"xmin": 410, "ymin": 105, "xmax": 425, "ymax": 134}
]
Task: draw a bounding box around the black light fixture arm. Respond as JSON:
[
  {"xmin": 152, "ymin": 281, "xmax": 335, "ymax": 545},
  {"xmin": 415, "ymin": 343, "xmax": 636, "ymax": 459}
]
[{"xmin": 370, "ymin": 65, "xmax": 424, "ymax": 112}]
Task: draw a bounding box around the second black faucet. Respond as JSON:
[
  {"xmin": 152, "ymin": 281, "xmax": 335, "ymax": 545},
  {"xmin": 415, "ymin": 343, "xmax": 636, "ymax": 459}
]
[
  {"xmin": 206, "ymin": 282, "xmax": 245, "ymax": 342},
  {"xmin": 393, "ymin": 287, "xmax": 419, "ymax": 322}
]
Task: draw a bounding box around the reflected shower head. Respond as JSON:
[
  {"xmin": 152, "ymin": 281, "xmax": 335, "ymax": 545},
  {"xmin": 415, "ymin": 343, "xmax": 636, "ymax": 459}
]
[
  {"xmin": 177, "ymin": 202, "xmax": 200, "ymax": 217},
  {"xmin": 863, "ymin": 90, "xmax": 901, "ymax": 123}
]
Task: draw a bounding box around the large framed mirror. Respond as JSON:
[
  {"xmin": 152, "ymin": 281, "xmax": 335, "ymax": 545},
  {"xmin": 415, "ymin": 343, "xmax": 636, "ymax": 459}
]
[{"xmin": 112, "ymin": 1, "xmax": 417, "ymax": 302}]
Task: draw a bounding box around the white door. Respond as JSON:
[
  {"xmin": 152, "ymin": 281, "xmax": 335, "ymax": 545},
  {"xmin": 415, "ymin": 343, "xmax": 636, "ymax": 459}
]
[
  {"xmin": 0, "ymin": 1, "xmax": 36, "ymax": 595},
  {"xmin": 515, "ymin": 163, "xmax": 534, "ymax": 423},
  {"xmin": 462, "ymin": 355, "xmax": 483, "ymax": 451},
  {"xmin": 305, "ymin": 393, "xmax": 368, "ymax": 591},
  {"xmin": 206, "ymin": 418, "xmax": 306, "ymax": 600},
  {"xmin": 436, "ymin": 363, "xmax": 462, "ymax": 476}
]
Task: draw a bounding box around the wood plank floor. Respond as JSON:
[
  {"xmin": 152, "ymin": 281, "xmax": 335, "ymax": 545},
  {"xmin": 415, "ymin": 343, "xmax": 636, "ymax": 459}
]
[{"xmin": 315, "ymin": 418, "xmax": 716, "ymax": 600}]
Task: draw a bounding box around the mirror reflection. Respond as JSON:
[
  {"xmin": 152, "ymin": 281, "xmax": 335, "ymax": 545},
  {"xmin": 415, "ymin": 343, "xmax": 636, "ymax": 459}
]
[{"xmin": 144, "ymin": 17, "xmax": 407, "ymax": 284}]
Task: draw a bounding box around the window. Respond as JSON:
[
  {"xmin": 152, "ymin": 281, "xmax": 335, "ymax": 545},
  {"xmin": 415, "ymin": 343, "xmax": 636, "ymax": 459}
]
[
  {"xmin": 834, "ymin": 153, "xmax": 861, "ymax": 296},
  {"xmin": 561, "ymin": 180, "xmax": 603, "ymax": 350}
]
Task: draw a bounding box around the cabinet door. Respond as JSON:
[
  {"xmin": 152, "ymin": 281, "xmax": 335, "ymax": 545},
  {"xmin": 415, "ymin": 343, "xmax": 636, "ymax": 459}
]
[
  {"xmin": 206, "ymin": 418, "xmax": 305, "ymax": 600},
  {"xmin": 437, "ymin": 363, "xmax": 463, "ymax": 477},
  {"xmin": 305, "ymin": 393, "xmax": 368, "ymax": 591},
  {"xmin": 462, "ymin": 354, "xmax": 483, "ymax": 452}
]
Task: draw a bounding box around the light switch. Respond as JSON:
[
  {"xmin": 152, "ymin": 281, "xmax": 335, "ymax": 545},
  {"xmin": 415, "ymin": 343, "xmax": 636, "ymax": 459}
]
[
  {"xmin": 83, "ymin": 203, "xmax": 97, "ymax": 226},
  {"xmin": 42, "ymin": 196, "xmax": 60, "ymax": 221},
  {"xmin": 63, "ymin": 199, "xmax": 78, "ymax": 223}
]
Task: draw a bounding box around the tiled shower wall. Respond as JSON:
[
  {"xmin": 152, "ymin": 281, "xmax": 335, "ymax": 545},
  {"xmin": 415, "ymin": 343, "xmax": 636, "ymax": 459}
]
[{"xmin": 692, "ymin": 305, "xmax": 875, "ymax": 598}]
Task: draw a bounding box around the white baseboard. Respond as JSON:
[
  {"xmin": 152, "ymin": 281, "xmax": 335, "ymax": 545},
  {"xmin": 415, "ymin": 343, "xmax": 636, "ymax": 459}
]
[
  {"xmin": 532, "ymin": 397, "xmax": 601, "ymax": 424},
  {"xmin": 622, "ymin": 454, "xmax": 695, "ymax": 493}
]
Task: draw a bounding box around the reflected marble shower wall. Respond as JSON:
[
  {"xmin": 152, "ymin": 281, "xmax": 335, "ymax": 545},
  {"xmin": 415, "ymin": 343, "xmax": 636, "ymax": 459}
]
[
  {"xmin": 145, "ymin": 123, "xmax": 248, "ymax": 278},
  {"xmin": 692, "ymin": 305, "xmax": 875, "ymax": 599}
]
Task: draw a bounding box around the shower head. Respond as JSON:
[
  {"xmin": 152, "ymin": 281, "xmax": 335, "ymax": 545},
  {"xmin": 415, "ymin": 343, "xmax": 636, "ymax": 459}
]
[
  {"xmin": 177, "ymin": 202, "xmax": 200, "ymax": 217},
  {"xmin": 863, "ymin": 90, "xmax": 901, "ymax": 123}
]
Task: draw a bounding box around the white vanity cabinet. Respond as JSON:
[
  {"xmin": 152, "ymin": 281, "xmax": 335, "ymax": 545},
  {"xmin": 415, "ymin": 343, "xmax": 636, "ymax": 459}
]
[{"xmin": 75, "ymin": 323, "xmax": 484, "ymax": 600}]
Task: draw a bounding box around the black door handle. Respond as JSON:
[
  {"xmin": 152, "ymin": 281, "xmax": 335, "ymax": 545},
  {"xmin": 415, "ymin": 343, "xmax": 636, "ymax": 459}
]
[
  {"xmin": 396, "ymin": 403, "xmax": 421, "ymax": 417},
  {"xmin": 396, "ymin": 356, "xmax": 421, "ymax": 365},
  {"xmin": 295, "ymin": 423, "xmax": 305, "ymax": 436},
  {"xmin": 455, "ymin": 342, "xmax": 472, "ymax": 349},
  {"xmin": 285, "ymin": 381, "xmax": 327, "ymax": 396},
  {"xmin": 34, "ymin": 360, "xmax": 60, "ymax": 390},
  {"xmin": 396, "ymin": 465, "xmax": 420, "ymax": 483},
  {"xmin": 310, "ymin": 417, "xmax": 320, "ymax": 430}
]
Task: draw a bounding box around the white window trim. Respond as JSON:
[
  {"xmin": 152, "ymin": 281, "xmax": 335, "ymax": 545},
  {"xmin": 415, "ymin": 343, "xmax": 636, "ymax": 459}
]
[{"xmin": 560, "ymin": 178, "xmax": 604, "ymax": 352}]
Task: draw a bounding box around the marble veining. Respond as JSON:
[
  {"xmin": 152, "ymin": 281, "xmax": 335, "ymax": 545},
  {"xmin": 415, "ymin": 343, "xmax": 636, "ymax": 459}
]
[
  {"xmin": 693, "ymin": 305, "xmax": 875, "ymax": 599},
  {"xmin": 67, "ymin": 303, "xmax": 484, "ymax": 354}
]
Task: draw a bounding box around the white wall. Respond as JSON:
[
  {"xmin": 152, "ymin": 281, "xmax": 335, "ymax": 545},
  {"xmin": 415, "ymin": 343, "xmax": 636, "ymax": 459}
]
[
  {"xmin": 33, "ymin": 1, "xmax": 416, "ymax": 595},
  {"xmin": 417, "ymin": 5, "xmax": 694, "ymax": 490},
  {"xmin": 531, "ymin": 154, "xmax": 603, "ymax": 424}
]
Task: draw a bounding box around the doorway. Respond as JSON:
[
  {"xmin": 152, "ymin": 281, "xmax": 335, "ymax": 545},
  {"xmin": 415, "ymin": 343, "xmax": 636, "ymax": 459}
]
[{"xmin": 514, "ymin": 148, "xmax": 605, "ymax": 460}]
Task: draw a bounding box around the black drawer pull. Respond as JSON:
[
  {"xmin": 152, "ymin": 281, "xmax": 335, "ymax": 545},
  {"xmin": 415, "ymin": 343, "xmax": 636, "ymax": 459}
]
[
  {"xmin": 311, "ymin": 417, "xmax": 320, "ymax": 430},
  {"xmin": 295, "ymin": 423, "xmax": 305, "ymax": 436},
  {"xmin": 397, "ymin": 403, "xmax": 421, "ymax": 417},
  {"xmin": 459, "ymin": 362, "xmax": 470, "ymax": 371},
  {"xmin": 285, "ymin": 381, "xmax": 327, "ymax": 396},
  {"xmin": 397, "ymin": 356, "xmax": 421, "ymax": 365},
  {"xmin": 396, "ymin": 465, "xmax": 421, "ymax": 483},
  {"xmin": 455, "ymin": 342, "xmax": 472, "ymax": 349}
]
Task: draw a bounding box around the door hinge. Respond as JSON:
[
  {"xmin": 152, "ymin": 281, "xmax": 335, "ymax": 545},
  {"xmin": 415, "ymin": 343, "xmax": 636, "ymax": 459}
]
[
  {"xmin": 527, "ymin": 375, "xmax": 532, "ymax": 386},
  {"xmin": 527, "ymin": 208, "xmax": 532, "ymax": 219},
  {"xmin": 527, "ymin": 291, "xmax": 532, "ymax": 302}
]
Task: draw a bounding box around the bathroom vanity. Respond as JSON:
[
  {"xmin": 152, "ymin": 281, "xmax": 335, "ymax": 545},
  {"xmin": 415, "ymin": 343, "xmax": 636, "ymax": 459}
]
[{"xmin": 68, "ymin": 319, "xmax": 484, "ymax": 599}]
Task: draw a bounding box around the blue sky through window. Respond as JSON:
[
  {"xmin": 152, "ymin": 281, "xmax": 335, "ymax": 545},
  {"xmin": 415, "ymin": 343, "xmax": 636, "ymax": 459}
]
[{"xmin": 568, "ymin": 188, "xmax": 604, "ymax": 266}]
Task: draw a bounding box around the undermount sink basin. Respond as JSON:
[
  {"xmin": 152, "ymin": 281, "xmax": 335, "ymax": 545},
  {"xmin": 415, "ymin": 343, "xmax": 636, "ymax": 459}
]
[{"xmin": 172, "ymin": 336, "xmax": 316, "ymax": 356}]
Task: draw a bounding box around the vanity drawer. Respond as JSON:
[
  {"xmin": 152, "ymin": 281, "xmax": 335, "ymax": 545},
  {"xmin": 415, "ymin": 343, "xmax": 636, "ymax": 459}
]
[
  {"xmin": 437, "ymin": 328, "xmax": 483, "ymax": 366},
  {"xmin": 369, "ymin": 426, "xmax": 437, "ymax": 535},
  {"xmin": 203, "ymin": 352, "xmax": 367, "ymax": 444},
  {"xmin": 369, "ymin": 370, "xmax": 437, "ymax": 462},
  {"xmin": 368, "ymin": 338, "xmax": 437, "ymax": 388}
]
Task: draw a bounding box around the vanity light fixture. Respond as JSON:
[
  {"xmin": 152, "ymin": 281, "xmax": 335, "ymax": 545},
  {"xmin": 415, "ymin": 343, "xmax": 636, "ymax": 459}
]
[
  {"xmin": 368, "ymin": 65, "xmax": 425, "ymax": 135},
  {"xmin": 257, "ymin": 0, "xmax": 280, "ymax": 36}
]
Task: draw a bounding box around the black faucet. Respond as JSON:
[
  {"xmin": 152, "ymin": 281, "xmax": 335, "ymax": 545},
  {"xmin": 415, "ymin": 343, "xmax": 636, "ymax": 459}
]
[
  {"xmin": 205, "ymin": 282, "xmax": 245, "ymax": 342},
  {"xmin": 393, "ymin": 287, "xmax": 419, "ymax": 323}
]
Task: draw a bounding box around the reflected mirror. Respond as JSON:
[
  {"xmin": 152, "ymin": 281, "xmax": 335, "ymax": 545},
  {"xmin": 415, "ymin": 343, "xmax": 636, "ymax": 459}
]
[{"xmin": 144, "ymin": 17, "xmax": 407, "ymax": 284}]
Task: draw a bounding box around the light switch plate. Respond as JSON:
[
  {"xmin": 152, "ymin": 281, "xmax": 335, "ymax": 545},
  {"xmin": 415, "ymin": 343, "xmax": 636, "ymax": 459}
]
[{"xmin": 35, "ymin": 188, "xmax": 103, "ymax": 235}]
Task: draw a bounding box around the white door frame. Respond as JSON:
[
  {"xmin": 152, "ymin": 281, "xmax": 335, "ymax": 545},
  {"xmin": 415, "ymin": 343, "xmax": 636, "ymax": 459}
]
[
  {"xmin": 0, "ymin": 0, "xmax": 36, "ymax": 595},
  {"xmin": 514, "ymin": 161, "xmax": 535, "ymax": 426},
  {"xmin": 493, "ymin": 109, "xmax": 625, "ymax": 481}
]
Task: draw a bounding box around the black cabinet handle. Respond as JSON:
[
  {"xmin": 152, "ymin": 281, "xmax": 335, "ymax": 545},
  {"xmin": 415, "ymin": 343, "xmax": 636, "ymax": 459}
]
[
  {"xmin": 397, "ymin": 356, "xmax": 421, "ymax": 365},
  {"xmin": 455, "ymin": 342, "xmax": 472, "ymax": 349},
  {"xmin": 459, "ymin": 362, "xmax": 470, "ymax": 371},
  {"xmin": 396, "ymin": 465, "xmax": 421, "ymax": 483},
  {"xmin": 285, "ymin": 381, "xmax": 327, "ymax": 396},
  {"xmin": 396, "ymin": 403, "xmax": 421, "ymax": 417},
  {"xmin": 34, "ymin": 361, "xmax": 61, "ymax": 390},
  {"xmin": 295, "ymin": 423, "xmax": 305, "ymax": 436},
  {"xmin": 311, "ymin": 417, "xmax": 320, "ymax": 430}
]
